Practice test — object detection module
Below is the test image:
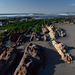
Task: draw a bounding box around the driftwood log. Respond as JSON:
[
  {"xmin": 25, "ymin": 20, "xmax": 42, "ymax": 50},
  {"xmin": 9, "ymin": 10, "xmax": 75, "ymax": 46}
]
[
  {"xmin": 52, "ymin": 40, "xmax": 72, "ymax": 63},
  {"xmin": 46, "ymin": 25, "xmax": 72, "ymax": 63},
  {"xmin": 46, "ymin": 25, "xmax": 56, "ymax": 40},
  {"xmin": 14, "ymin": 43, "xmax": 46, "ymax": 75}
]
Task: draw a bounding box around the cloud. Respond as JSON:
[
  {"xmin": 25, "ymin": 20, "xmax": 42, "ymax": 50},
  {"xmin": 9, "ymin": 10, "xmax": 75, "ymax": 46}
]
[{"xmin": 70, "ymin": 4, "xmax": 75, "ymax": 6}]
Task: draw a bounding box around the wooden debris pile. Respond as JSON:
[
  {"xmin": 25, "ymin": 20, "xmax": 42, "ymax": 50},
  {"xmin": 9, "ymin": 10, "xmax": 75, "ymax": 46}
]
[
  {"xmin": 0, "ymin": 43, "xmax": 17, "ymax": 75},
  {"xmin": 14, "ymin": 43, "xmax": 46, "ymax": 75}
]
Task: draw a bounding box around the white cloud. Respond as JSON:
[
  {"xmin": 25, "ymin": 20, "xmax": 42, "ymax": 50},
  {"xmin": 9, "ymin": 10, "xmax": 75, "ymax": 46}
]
[{"xmin": 70, "ymin": 4, "xmax": 75, "ymax": 6}]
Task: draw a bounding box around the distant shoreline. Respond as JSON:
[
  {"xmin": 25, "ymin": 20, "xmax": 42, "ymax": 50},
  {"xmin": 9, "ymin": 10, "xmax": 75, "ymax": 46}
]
[{"xmin": 0, "ymin": 13, "xmax": 75, "ymax": 19}]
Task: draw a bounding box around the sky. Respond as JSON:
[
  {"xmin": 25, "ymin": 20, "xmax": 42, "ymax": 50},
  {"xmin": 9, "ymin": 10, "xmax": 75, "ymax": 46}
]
[{"xmin": 0, "ymin": 0, "xmax": 75, "ymax": 13}]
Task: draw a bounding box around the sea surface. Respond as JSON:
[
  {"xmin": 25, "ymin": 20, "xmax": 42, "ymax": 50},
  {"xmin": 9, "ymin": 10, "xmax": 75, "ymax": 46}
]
[{"xmin": 0, "ymin": 13, "xmax": 75, "ymax": 19}]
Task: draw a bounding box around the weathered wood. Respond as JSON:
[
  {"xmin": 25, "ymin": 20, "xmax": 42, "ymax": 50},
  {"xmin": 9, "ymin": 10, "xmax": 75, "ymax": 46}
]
[
  {"xmin": 42, "ymin": 27, "xmax": 48, "ymax": 34},
  {"xmin": 46, "ymin": 25, "xmax": 72, "ymax": 63},
  {"xmin": 14, "ymin": 43, "xmax": 46, "ymax": 75},
  {"xmin": 0, "ymin": 44, "xmax": 17, "ymax": 74},
  {"xmin": 46, "ymin": 25, "xmax": 56, "ymax": 40},
  {"xmin": 52, "ymin": 40, "xmax": 72, "ymax": 63}
]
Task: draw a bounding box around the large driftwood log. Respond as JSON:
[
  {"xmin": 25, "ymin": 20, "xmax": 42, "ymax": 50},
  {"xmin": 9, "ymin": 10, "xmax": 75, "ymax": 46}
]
[
  {"xmin": 46, "ymin": 25, "xmax": 72, "ymax": 63},
  {"xmin": 14, "ymin": 43, "xmax": 46, "ymax": 75},
  {"xmin": 52, "ymin": 40, "xmax": 72, "ymax": 63},
  {"xmin": 46, "ymin": 25, "xmax": 66, "ymax": 38},
  {"xmin": 46, "ymin": 25, "xmax": 56, "ymax": 40}
]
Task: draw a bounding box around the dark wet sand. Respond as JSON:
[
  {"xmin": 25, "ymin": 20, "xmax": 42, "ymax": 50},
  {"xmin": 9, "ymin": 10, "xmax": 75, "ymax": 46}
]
[{"xmin": 17, "ymin": 24, "xmax": 75, "ymax": 75}]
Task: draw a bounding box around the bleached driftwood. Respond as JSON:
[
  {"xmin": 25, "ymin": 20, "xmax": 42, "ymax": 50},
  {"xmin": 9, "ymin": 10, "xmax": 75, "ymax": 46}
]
[
  {"xmin": 52, "ymin": 40, "xmax": 72, "ymax": 63},
  {"xmin": 46, "ymin": 25, "xmax": 56, "ymax": 40},
  {"xmin": 46, "ymin": 25, "xmax": 72, "ymax": 63}
]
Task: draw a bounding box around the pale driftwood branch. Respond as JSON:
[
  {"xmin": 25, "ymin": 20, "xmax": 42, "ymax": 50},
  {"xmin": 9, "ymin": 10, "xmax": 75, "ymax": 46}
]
[{"xmin": 46, "ymin": 25, "xmax": 72, "ymax": 63}]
